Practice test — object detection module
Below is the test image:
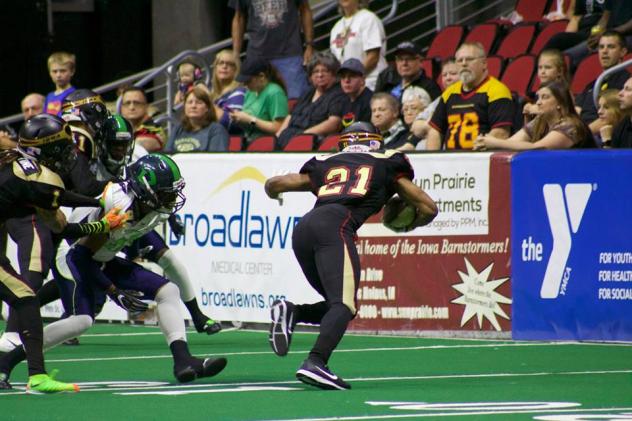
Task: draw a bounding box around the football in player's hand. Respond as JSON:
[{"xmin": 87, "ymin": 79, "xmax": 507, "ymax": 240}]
[{"xmin": 382, "ymin": 196, "xmax": 417, "ymax": 232}]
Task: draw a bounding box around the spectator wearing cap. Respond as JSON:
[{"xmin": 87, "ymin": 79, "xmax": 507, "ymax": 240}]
[
  {"xmin": 338, "ymin": 58, "xmax": 373, "ymax": 126},
  {"xmin": 229, "ymin": 57, "xmax": 289, "ymax": 144},
  {"xmin": 371, "ymin": 92, "xmax": 420, "ymax": 150},
  {"xmin": 375, "ymin": 41, "xmax": 441, "ymax": 104},
  {"xmin": 330, "ymin": 0, "xmax": 388, "ymax": 91},
  {"xmin": 276, "ymin": 51, "xmax": 347, "ymax": 148}
]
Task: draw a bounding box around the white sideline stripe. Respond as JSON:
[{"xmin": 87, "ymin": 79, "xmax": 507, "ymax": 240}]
[
  {"xmin": 80, "ymin": 327, "xmax": 238, "ymax": 338},
  {"xmin": 258, "ymin": 406, "xmax": 632, "ymax": 421},
  {"xmin": 2, "ymin": 369, "xmax": 630, "ymax": 396},
  {"xmin": 43, "ymin": 340, "xmax": 626, "ymax": 364}
]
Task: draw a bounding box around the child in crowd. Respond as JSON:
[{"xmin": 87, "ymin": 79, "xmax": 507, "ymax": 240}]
[
  {"xmin": 174, "ymin": 61, "xmax": 202, "ymax": 106},
  {"xmin": 44, "ymin": 52, "xmax": 77, "ymax": 116}
]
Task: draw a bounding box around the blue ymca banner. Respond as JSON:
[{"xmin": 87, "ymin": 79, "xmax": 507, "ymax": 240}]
[{"xmin": 511, "ymin": 150, "xmax": 632, "ymax": 341}]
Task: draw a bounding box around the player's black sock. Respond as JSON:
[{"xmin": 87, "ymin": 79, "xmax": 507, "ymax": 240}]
[
  {"xmin": 36, "ymin": 279, "xmax": 61, "ymax": 306},
  {"xmin": 308, "ymin": 303, "xmax": 353, "ymax": 364},
  {"xmin": 169, "ymin": 340, "xmax": 196, "ymax": 368},
  {"xmin": 183, "ymin": 299, "xmax": 208, "ymax": 327},
  {"xmin": 5, "ymin": 297, "xmax": 43, "ymax": 376},
  {"xmin": 5, "ymin": 271, "xmax": 45, "ymax": 333},
  {"xmin": 295, "ymin": 301, "xmax": 329, "ymax": 324}
]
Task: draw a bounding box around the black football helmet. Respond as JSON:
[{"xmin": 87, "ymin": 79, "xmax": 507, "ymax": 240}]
[
  {"xmin": 61, "ymin": 89, "xmax": 109, "ymax": 134},
  {"xmin": 97, "ymin": 114, "xmax": 135, "ymax": 177},
  {"xmin": 127, "ymin": 154, "xmax": 185, "ymax": 214},
  {"xmin": 338, "ymin": 121, "xmax": 383, "ymax": 151},
  {"xmin": 18, "ymin": 113, "xmax": 77, "ymax": 175}
]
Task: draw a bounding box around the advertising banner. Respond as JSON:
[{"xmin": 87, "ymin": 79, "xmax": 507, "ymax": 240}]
[
  {"xmin": 350, "ymin": 152, "xmax": 513, "ymax": 333},
  {"xmin": 511, "ymin": 151, "xmax": 632, "ymax": 341}
]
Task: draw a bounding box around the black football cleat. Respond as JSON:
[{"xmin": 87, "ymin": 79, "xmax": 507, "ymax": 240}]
[
  {"xmin": 195, "ymin": 318, "xmax": 222, "ymax": 335},
  {"xmin": 63, "ymin": 337, "xmax": 80, "ymax": 346},
  {"xmin": 296, "ymin": 359, "xmax": 351, "ymax": 390},
  {"xmin": 174, "ymin": 357, "xmax": 227, "ymax": 383},
  {"xmin": 0, "ymin": 373, "xmax": 12, "ymax": 390}
]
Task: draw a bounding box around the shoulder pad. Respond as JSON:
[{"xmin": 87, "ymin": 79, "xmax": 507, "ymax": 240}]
[{"xmin": 12, "ymin": 159, "xmax": 65, "ymax": 189}]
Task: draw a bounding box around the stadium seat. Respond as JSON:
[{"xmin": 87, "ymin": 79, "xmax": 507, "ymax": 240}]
[
  {"xmin": 288, "ymin": 98, "xmax": 298, "ymax": 113},
  {"xmin": 530, "ymin": 20, "xmax": 568, "ymax": 55},
  {"xmin": 421, "ymin": 58, "xmax": 435, "ymax": 79},
  {"xmin": 317, "ymin": 135, "xmax": 341, "ymax": 152},
  {"xmin": 495, "ymin": 24, "xmax": 536, "ymax": 59},
  {"xmin": 571, "ymin": 53, "xmax": 601, "ymax": 95},
  {"xmin": 515, "ymin": 0, "xmax": 549, "ymax": 22},
  {"xmin": 246, "ymin": 135, "xmax": 276, "ymax": 152},
  {"xmin": 486, "ymin": 55, "xmax": 504, "ymax": 78},
  {"xmin": 229, "ymin": 135, "xmax": 243, "ymax": 152},
  {"xmin": 426, "ymin": 25, "xmax": 465, "ymax": 61},
  {"xmin": 283, "ymin": 134, "xmax": 315, "ymax": 151},
  {"xmin": 464, "ymin": 23, "xmax": 500, "ymax": 55},
  {"xmin": 501, "ymin": 54, "xmax": 536, "ymax": 97}
]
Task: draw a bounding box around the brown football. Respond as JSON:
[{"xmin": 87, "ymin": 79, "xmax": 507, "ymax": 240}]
[{"xmin": 382, "ymin": 196, "xmax": 416, "ymax": 230}]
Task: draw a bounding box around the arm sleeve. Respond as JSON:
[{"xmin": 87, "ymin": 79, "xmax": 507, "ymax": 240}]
[
  {"xmin": 59, "ymin": 190, "xmax": 101, "ymax": 208},
  {"xmin": 429, "ymin": 96, "xmax": 448, "ymax": 133},
  {"xmin": 360, "ymin": 12, "xmax": 385, "ymax": 51},
  {"xmin": 207, "ymin": 124, "xmax": 230, "ymax": 151},
  {"xmin": 68, "ymin": 153, "xmax": 110, "ymax": 196},
  {"xmin": 488, "ymin": 97, "xmax": 515, "ymax": 128},
  {"xmin": 269, "ymin": 87, "xmax": 290, "ymax": 120}
]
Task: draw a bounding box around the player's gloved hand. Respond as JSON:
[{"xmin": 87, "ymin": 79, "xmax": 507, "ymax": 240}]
[
  {"xmin": 168, "ymin": 214, "xmax": 185, "ymax": 240},
  {"xmin": 101, "ymin": 207, "xmax": 128, "ymax": 232},
  {"xmin": 107, "ymin": 287, "xmax": 149, "ymax": 313}
]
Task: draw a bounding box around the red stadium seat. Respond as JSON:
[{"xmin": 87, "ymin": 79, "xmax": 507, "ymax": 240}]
[
  {"xmin": 571, "ymin": 53, "xmax": 601, "ymax": 95},
  {"xmin": 464, "ymin": 23, "xmax": 499, "ymax": 55},
  {"xmin": 318, "ymin": 135, "xmax": 341, "ymax": 152},
  {"xmin": 501, "ymin": 54, "xmax": 536, "ymax": 97},
  {"xmin": 515, "ymin": 0, "xmax": 549, "ymax": 22},
  {"xmin": 228, "ymin": 135, "xmax": 243, "ymax": 152},
  {"xmin": 287, "ymin": 98, "xmax": 298, "ymax": 113},
  {"xmin": 495, "ymin": 24, "xmax": 536, "ymax": 59},
  {"xmin": 283, "ymin": 134, "xmax": 315, "ymax": 151},
  {"xmin": 421, "ymin": 58, "xmax": 435, "ymax": 79},
  {"xmin": 246, "ymin": 136, "xmax": 276, "ymax": 152},
  {"xmin": 426, "ymin": 25, "xmax": 465, "ymax": 61},
  {"xmin": 530, "ymin": 20, "xmax": 568, "ymax": 54},
  {"xmin": 486, "ymin": 55, "xmax": 504, "ymax": 78}
]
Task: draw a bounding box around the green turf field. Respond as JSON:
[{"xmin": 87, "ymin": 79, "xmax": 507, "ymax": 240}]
[{"xmin": 0, "ymin": 322, "xmax": 630, "ymax": 420}]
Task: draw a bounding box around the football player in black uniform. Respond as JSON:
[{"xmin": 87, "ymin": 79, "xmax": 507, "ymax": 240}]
[
  {"xmin": 0, "ymin": 92, "xmax": 111, "ymax": 352},
  {"xmin": 264, "ymin": 122, "xmax": 438, "ymax": 390},
  {"xmin": 0, "ymin": 114, "xmax": 125, "ymax": 393}
]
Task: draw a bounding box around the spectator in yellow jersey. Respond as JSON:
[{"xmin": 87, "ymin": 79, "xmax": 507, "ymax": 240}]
[{"xmin": 427, "ymin": 42, "xmax": 514, "ymax": 150}]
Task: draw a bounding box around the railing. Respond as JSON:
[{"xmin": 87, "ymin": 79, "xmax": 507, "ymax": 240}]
[
  {"xmin": 592, "ymin": 58, "xmax": 632, "ymax": 107},
  {"xmin": 0, "ymin": 0, "xmax": 403, "ymax": 131}
]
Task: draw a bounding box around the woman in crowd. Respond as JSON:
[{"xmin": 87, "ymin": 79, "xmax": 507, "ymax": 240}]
[
  {"xmin": 209, "ymin": 49, "xmax": 246, "ymax": 135},
  {"xmin": 329, "ymin": 0, "xmax": 387, "ymax": 90},
  {"xmin": 276, "ymin": 52, "xmax": 347, "ymax": 148},
  {"xmin": 523, "ymin": 49, "xmax": 569, "ymax": 117},
  {"xmin": 594, "ymin": 89, "xmax": 625, "ymax": 148},
  {"xmin": 474, "ymin": 81, "xmax": 596, "ymax": 150},
  {"xmin": 165, "ymin": 85, "xmax": 229, "ymax": 153},
  {"xmin": 229, "ymin": 58, "xmax": 289, "ymax": 144}
]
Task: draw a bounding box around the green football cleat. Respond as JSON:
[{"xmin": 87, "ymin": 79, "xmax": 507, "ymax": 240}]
[{"xmin": 26, "ymin": 370, "xmax": 79, "ymax": 394}]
